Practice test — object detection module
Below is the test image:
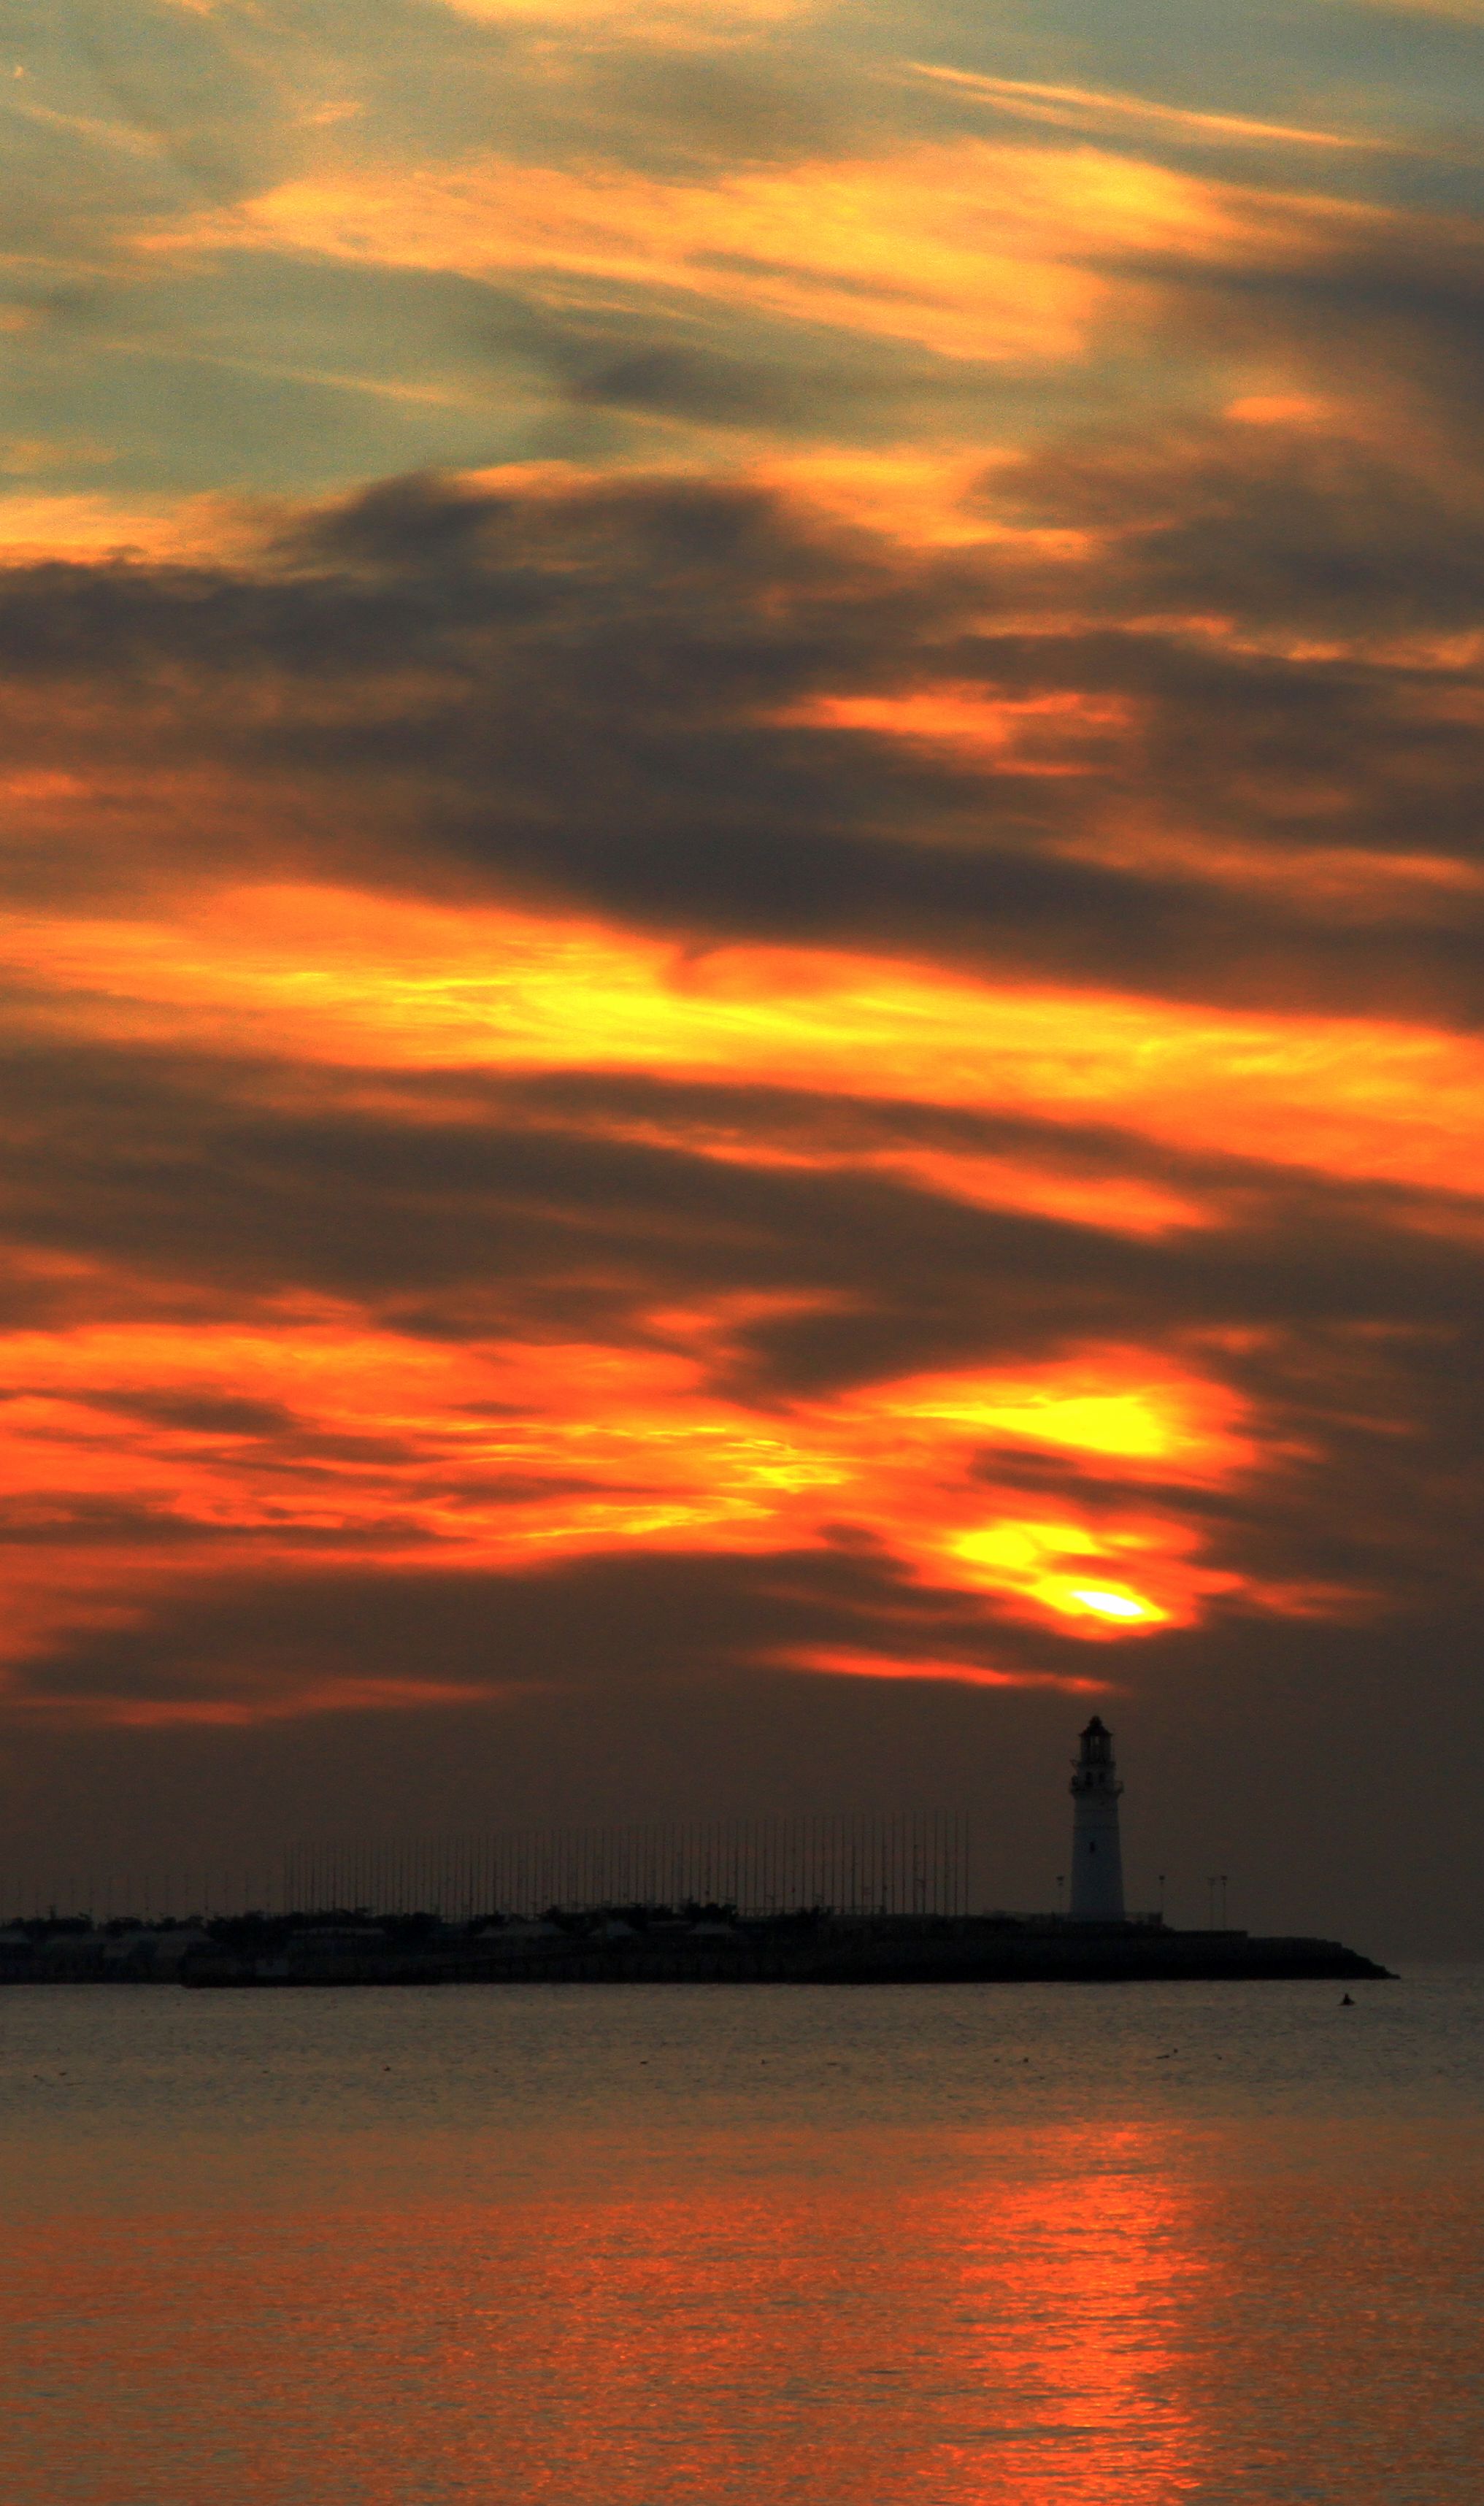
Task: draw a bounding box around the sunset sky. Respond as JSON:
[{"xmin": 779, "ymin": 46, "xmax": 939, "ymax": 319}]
[{"xmin": 4, "ymin": 0, "xmax": 1484, "ymax": 1947}]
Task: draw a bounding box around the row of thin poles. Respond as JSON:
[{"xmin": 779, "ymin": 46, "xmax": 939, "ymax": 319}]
[{"xmin": 4, "ymin": 1813, "xmax": 974, "ymax": 1923}]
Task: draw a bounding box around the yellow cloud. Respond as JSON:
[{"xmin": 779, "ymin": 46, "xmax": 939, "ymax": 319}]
[
  {"xmin": 440, "ymin": 0, "xmax": 813, "ymax": 20},
  {"xmin": 1347, "ymin": 0, "xmax": 1484, "ymax": 15},
  {"xmin": 910, "ymin": 62, "xmax": 1395, "ymax": 153},
  {"xmin": 150, "ymin": 139, "xmax": 1252, "ymax": 366}
]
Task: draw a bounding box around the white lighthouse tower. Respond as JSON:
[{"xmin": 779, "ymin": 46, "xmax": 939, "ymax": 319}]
[{"xmin": 1069, "ymin": 1715, "xmax": 1126, "ymax": 1922}]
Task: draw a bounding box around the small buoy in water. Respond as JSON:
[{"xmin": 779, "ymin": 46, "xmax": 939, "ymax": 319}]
[{"xmin": 1340, "ymin": 1992, "xmax": 1354, "ymax": 2007}]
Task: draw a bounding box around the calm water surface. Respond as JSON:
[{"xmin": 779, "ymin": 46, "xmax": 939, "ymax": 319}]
[{"xmin": 0, "ymin": 1972, "xmax": 1480, "ymax": 2504}]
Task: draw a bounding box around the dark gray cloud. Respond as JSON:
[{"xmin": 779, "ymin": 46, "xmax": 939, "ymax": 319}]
[{"xmin": 2, "ymin": 452, "xmax": 1483, "ymax": 1021}]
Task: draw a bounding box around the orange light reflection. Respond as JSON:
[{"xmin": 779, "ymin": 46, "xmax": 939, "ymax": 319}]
[
  {"xmin": 0, "ymin": 2121, "xmax": 1210, "ymax": 2502},
  {"xmin": 954, "ymin": 2126, "xmax": 1207, "ymax": 2502}
]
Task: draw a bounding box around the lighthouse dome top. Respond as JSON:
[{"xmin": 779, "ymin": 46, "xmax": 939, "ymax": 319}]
[{"xmin": 1080, "ymin": 1715, "xmax": 1110, "ymax": 1740}]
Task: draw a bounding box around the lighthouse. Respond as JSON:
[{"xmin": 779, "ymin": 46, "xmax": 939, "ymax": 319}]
[{"xmin": 1069, "ymin": 1715, "xmax": 1126, "ymax": 1921}]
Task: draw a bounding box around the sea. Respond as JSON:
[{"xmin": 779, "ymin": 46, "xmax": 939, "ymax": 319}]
[{"xmin": 1, "ymin": 1970, "xmax": 1480, "ymax": 2505}]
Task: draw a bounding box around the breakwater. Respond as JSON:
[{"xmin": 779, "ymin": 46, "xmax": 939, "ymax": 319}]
[
  {"xmin": 182, "ymin": 1925, "xmax": 1391, "ymax": 1986},
  {"xmin": 188, "ymin": 1915, "xmax": 1391, "ymax": 1986},
  {"xmin": 0, "ymin": 1911, "xmax": 1393, "ymax": 1986}
]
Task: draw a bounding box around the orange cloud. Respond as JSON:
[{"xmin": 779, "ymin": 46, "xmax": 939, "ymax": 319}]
[
  {"xmin": 777, "ymin": 683, "xmax": 1137, "ymax": 774},
  {"xmin": 501, "ymin": 1094, "xmax": 1210, "ymax": 1237},
  {"xmin": 747, "ymin": 448, "xmax": 1091, "ymax": 552},
  {"xmin": 1225, "ymin": 391, "xmax": 1338, "ymax": 426},
  {"xmin": 19, "ymin": 1677, "xmax": 500, "ymax": 1732},
  {"xmin": 1069, "ymin": 823, "xmax": 1484, "ymax": 923},
  {"xmin": 0, "ymin": 1311, "xmax": 1262, "ymax": 1693},
  {"xmin": 774, "ymin": 1648, "xmax": 1103, "ymax": 1692},
  {"xmin": 7, "ymin": 882, "xmax": 1484, "ymax": 1202}
]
